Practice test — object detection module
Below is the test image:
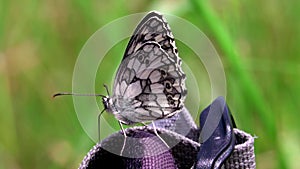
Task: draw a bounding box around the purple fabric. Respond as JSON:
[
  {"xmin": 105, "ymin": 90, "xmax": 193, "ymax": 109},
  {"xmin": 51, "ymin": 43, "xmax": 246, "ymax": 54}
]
[
  {"xmin": 79, "ymin": 98, "xmax": 256, "ymax": 169},
  {"xmin": 79, "ymin": 108, "xmax": 200, "ymax": 169}
]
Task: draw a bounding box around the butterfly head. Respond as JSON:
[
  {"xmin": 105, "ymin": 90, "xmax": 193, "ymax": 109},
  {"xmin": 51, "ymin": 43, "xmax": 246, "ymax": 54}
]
[{"xmin": 102, "ymin": 96, "xmax": 114, "ymax": 113}]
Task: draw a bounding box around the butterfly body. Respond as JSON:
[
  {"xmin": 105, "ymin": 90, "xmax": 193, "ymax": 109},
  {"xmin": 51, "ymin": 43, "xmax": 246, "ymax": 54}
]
[{"xmin": 103, "ymin": 11, "xmax": 187, "ymax": 126}]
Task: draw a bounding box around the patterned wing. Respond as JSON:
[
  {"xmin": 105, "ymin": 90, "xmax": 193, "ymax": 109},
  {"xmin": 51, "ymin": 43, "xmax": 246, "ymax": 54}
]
[
  {"xmin": 123, "ymin": 11, "xmax": 180, "ymax": 64},
  {"xmin": 111, "ymin": 11, "xmax": 186, "ymax": 124},
  {"xmin": 112, "ymin": 42, "xmax": 186, "ymax": 124}
]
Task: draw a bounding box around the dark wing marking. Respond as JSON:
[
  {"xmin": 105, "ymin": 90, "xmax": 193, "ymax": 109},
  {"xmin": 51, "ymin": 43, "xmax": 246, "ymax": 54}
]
[
  {"xmin": 110, "ymin": 11, "xmax": 187, "ymax": 124},
  {"xmin": 112, "ymin": 43, "xmax": 186, "ymax": 124},
  {"xmin": 123, "ymin": 11, "xmax": 180, "ymax": 64}
]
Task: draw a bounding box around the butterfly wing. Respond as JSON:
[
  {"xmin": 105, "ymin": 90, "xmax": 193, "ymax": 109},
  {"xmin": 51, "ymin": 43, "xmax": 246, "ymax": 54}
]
[
  {"xmin": 123, "ymin": 11, "xmax": 180, "ymax": 64},
  {"xmin": 113, "ymin": 42, "xmax": 186, "ymax": 124},
  {"xmin": 112, "ymin": 12, "xmax": 186, "ymax": 124}
]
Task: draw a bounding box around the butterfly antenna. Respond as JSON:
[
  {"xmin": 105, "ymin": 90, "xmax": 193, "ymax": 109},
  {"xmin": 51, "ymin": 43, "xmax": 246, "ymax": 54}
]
[
  {"xmin": 103, "ymin": 84, "xmax": 110, "ymax": 96},
  {"xmin": 53, "ymin": 92, "xmax": 106, "ymax": 98},
  {"xmin": 98, "ymin": 109, "xmax": 106, "ymax": 142}
]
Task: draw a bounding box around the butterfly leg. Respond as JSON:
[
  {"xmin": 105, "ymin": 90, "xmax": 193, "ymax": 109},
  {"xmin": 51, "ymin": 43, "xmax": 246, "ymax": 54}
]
[
  {"xmin": 152, "ymin": 121, "xmax": 169, "ymax": 149},
  {"xmin": 118, "ymin": 120, "xmax": 127, "ymax": 156},
  {"xmin": 98, "ymin": 109, "xmax": 105, "ymax": 142}
]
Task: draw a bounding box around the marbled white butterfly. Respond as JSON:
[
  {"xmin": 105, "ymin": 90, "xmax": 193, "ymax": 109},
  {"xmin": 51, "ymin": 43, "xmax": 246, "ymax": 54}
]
[
  {"xmin": 102, "ymin": 11, "xmax": 187, "ymax": 127},
  {"xmin": 54, "ymin": 11, "xmax": 187, "ymax": 149}
]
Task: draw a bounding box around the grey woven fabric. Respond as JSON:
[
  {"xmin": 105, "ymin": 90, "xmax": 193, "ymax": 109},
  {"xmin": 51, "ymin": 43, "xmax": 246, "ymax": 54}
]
[
  {"xmin": 149, "ymin": 107, "xmax": 199, "ymax": 142},
  {"xmin": 79, "ymin": 127, "xmax": 199, "ymax": 169},
  {"xmin": 79, "ymin": 108, "xmax": 256, "ymax": 169},
  {"xmin": 223, "ymin": 129, "xmax": 256, "ymax": 169}
]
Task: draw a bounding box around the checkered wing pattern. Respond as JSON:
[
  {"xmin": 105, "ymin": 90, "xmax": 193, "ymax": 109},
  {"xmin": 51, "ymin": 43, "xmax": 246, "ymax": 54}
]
[{"xmin": 111, "ymin": 11, "xmax": 187, "ymax": 125}]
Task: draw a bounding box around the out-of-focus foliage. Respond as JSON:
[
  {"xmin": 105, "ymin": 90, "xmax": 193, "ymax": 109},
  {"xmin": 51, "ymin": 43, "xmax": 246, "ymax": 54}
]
[{"xmin": 0, "ymin": 0, "xmax": 299, "ymax": 169}]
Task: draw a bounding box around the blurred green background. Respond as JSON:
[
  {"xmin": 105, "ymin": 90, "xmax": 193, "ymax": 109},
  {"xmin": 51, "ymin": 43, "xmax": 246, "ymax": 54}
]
[{"xmin": 1, "ymin": 0, "xmax": 299, "ymax": 168}]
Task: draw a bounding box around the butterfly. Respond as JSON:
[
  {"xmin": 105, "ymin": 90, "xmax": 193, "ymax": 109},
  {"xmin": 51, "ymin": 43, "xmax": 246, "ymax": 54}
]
[
  {"xmin": 54, "ymin": 11, "xmax": 187, "ymax": 151},
  {"xmin": 102, "ymin": 11, "xmax": 187, "ymax": 128}
]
